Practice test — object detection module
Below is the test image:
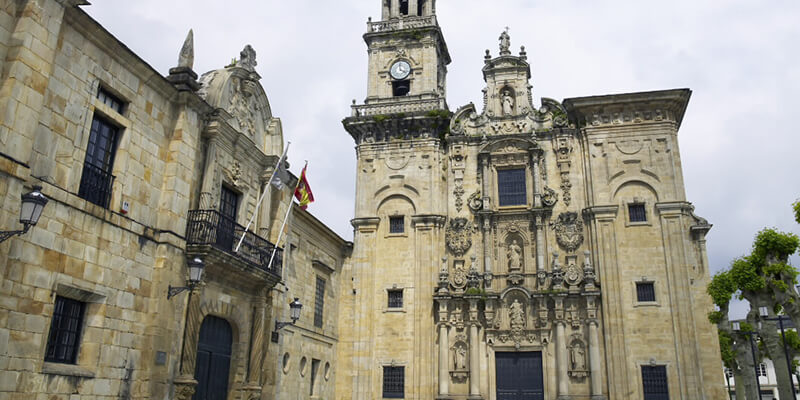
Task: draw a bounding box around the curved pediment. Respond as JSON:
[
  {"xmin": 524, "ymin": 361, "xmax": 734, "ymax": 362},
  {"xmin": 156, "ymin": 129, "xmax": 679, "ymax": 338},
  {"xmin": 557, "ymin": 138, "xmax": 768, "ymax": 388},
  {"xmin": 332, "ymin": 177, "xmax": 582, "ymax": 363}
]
[
  {"xmin": 198, "ymin": 46, "xmax": 282, "ymax": 155},
  {"xmin": 478, "ymin": 137, "xmax": 539, "ymax": 155}
]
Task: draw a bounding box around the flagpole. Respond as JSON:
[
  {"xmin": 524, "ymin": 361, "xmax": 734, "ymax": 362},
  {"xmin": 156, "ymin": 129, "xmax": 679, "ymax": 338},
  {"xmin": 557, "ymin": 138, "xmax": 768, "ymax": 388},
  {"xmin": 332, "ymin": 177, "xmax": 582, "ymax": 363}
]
[
  {"xmin": 234, "ymin": 142, "xmax": 290, "ymax": 253},
  {"xmin": 267, "ymin": 161, "xmax": 306, "ymax": 281}
]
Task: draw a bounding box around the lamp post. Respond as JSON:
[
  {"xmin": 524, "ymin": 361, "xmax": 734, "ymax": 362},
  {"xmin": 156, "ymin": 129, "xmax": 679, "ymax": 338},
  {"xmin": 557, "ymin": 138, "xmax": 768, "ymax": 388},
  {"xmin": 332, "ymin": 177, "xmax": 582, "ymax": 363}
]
[
  {"xmin": 759, "ymin": 306, "xmax": 797, "ymax": 398},
  {"xmin": 0, "ymin": 185, "xmax": 48, "ymax": 243},
  {"xmin": 167, "ymin": 257, "xmax": 205, "ymax": 299},
  {"xmin": 274, "ymin": 298, "xmax": 303, "ymax": 330},
  {"xmin": 733, "ymin": 321, "xmax": 763, "ymax": 400}
]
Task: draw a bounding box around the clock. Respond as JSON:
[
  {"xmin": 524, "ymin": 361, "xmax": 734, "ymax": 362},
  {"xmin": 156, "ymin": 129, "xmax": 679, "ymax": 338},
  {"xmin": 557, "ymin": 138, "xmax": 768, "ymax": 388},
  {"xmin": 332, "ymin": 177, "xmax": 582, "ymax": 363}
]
[{"xmin": 390, "ymin": 60, "xmax": 411, "ymax": 80}]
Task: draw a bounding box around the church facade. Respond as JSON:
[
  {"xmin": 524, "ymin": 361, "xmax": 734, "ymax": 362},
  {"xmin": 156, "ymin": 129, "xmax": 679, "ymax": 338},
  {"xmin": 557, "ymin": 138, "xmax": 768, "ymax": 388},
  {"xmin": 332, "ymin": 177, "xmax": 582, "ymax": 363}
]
[{"xmin": 337, "ymin": 1, "xmax": 725, "ymax": 399}]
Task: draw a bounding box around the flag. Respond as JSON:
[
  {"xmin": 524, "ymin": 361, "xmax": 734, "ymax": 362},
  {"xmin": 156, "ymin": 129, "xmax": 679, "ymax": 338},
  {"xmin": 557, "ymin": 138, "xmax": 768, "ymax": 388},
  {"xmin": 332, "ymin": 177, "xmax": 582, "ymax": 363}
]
[
  {"xmin": 294, "ymin": 165, "xmax": 314, "ymax": 209},
  {"xmin": 269, "ymin": 148, "xmax": 290, "ymax": 190}
]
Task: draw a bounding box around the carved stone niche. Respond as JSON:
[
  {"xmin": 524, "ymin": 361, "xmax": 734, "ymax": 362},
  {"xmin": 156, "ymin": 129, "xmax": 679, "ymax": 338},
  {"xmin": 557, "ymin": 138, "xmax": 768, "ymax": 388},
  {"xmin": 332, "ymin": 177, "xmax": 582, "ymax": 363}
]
[
  {"xmin": 450, "ymin": 341, "xmax": 469, "ymax": 382},
  {"xmin": 568, "ymin": 335, "xmax": 589, "ymax": 379}
]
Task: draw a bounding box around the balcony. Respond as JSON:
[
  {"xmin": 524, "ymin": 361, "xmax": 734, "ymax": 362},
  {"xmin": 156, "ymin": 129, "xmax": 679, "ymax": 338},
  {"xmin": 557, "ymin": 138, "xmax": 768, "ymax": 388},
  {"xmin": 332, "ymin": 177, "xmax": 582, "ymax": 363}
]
[
  {"xmin": 367, "ymin": 15, "xmax": 437, "ymax": 33},
  {"xmin": 78, "ymin": 163, "xmax": 115, "ymax": 208},
  {"xmin": 352, "ymin": 98, "xmax": 447, "ymax": 117},
  {"xmin": 185, "ymin": 210, "xmax": 282, "ymax": 284}
]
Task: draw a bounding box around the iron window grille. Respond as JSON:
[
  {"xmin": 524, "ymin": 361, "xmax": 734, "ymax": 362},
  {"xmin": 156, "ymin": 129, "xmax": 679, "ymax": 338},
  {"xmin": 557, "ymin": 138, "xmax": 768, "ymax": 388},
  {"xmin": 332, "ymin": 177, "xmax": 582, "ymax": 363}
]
[
  {"xmin": 314, "ymin": 276, "xmax": 326, "ymax": 328},
  {"xmin": 78, "ymin": 115, "xmax": 119, "ymax": 208},
  {"xmin": 388, "ymin": 289, "xmax": 403, "ymax": 308},
  {"xmin": 389, "ymin": 216, "xmax": 404, "ymax": 234},
  {"xmin": 383, "ymin": 366, "xmax": 405, "ymax": 398},
  {"xmin": 629, "ymin": 203, "xmax": 647, "ymax": 222},
  {"xmin": 641, "ymin": 365, "xmax": 669, "ymax": 400},
  {"xmin": 636, "ymin": 282, "xmax": 656, "ymax": 302},
  {"xmin": 757, "ymin": 363, "xmax": 767, "ymax": 377},
  {"xmin": 45, "ymin": 296, "xmax": 86, "ymax": 364},
  {"xmin": 497, "ymin": 168, "xmax": 526, "ymax": 206}
]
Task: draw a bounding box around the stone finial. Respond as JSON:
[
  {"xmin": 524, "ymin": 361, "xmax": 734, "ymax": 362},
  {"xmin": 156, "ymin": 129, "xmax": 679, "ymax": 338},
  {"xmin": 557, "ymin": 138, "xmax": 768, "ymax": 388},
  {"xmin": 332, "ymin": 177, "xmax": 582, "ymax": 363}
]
[
  {"xmin": 519, "ymin": 45, "xmax": 527, "ymax": 60},
  {"xmin": 239, "ymin": 45, "xmax": 257, "ymax": 71},
  {"xmin": 178, "ymin": 29, "xmax": 194, "ymax": 69},
  {"xmin": 499, "ymin": 27, "xmax": 511, "ymax": 55}
]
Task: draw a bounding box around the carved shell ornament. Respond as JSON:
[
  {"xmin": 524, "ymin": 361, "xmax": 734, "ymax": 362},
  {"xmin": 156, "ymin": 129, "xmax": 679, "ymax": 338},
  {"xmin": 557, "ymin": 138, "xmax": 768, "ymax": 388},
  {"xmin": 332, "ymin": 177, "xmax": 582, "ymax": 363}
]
[
  {"xmin": 551, "ymin": 212, "xmax": 584, "ymax": 253},
  {"xmin": 445, "ymin": 218, "xmax": 473, "ymax": 256}
]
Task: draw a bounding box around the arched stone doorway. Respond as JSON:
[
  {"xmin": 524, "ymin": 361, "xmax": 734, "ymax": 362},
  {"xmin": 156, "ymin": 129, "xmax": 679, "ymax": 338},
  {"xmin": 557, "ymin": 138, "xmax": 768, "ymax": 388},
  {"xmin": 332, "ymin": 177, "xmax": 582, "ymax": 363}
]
[{"xmin": 193, "ymin": 316, "xmax": 233, "ymax": 400}]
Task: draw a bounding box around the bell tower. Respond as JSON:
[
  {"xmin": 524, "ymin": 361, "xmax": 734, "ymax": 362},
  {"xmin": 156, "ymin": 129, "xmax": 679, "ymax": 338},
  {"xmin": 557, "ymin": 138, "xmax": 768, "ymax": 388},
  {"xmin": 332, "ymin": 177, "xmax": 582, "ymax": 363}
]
[{"xmin": 337, "ymin": 1, "xmax": 451, "ymax": 399}]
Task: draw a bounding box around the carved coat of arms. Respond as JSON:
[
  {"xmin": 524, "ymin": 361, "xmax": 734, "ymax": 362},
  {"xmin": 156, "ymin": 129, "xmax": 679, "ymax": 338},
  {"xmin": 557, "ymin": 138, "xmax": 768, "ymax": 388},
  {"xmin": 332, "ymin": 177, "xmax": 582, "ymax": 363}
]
[
  {"xmin": 551, "ymin": 212, "xmax": 584, "ymax": 253},
  {"xmin": 446, "ymin": 218, "xmax": 472, "ymax": 256}
]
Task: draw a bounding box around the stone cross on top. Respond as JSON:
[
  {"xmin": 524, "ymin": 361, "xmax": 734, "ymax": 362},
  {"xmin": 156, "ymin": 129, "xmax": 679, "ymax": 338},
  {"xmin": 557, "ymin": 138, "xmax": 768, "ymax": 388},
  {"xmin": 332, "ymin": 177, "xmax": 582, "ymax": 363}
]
[{"xmin": 499, "ymin": 27, "xmax": 511, "ymax": 55}]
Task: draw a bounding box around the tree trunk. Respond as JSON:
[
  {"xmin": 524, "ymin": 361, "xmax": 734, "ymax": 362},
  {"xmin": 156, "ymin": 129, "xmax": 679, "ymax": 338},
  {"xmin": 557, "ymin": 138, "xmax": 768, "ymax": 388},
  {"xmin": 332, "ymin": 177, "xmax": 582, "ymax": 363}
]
[
  {"xmin": 733, "ymin": 332, "xmax": 759, "ymax": 400},
  {"xmin": 759, "ymin": 312, "xmax": 795, "ymax": 399}
]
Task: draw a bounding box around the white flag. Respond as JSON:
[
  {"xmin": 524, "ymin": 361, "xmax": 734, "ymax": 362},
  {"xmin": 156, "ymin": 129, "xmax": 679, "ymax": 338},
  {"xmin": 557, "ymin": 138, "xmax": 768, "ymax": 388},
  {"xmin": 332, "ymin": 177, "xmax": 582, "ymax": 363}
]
[{"xmin": 270, "ymin": 148, "xmax": 290, "ymax": 190}]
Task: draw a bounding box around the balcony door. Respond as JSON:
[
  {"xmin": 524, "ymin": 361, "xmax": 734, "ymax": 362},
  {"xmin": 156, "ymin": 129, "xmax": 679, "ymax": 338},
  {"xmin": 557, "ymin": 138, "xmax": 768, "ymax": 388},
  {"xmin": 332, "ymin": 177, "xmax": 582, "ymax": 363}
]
[
  {"xmin": 217, "ymin": 186, "xmax": 239, "ymax": 251},
  {"xmin": 193, "ymin": 316, "xmax": 233, "ymax": 400}
]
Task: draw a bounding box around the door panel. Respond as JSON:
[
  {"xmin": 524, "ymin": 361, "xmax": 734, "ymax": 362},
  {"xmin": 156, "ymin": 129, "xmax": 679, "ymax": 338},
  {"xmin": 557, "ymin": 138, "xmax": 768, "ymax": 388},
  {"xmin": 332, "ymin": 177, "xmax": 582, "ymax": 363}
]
[
  {"xmin": 194, "ymin": 316, "xmax": 233, "ymax": 400},
  {"xmin": 496, "ymin": 351, "xmax": 544, "ymax": 400}
]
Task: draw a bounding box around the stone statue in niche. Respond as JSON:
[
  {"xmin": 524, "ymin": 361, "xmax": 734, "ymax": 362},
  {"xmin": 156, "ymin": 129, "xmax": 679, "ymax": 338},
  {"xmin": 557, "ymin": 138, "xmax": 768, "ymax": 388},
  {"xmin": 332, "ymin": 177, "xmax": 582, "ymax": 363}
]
[
  {"xmin": 571, "ymin": 344, "xmax": 586, "ymax": 371},
  {"xmin": 509, "ymin": 299, "xmax": 525, "ymax": 329},
  {"xmin": 454, "ymin": 344, "xmax": 467, "ymax": 370},
  {"xmin": 507, "ymin": 239, "xmax": 522, "ymax": 271},
  {"xmin": 501, "ymin": 89, "xmax": 514, "ymax": 116}
]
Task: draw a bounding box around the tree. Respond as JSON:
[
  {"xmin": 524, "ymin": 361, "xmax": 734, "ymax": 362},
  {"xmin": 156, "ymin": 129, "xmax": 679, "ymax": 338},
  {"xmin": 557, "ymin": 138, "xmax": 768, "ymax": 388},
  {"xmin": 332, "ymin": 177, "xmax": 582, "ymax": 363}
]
[{"xmin": 708, "ymin": 201, "xmax": 800, "ymax": 399}]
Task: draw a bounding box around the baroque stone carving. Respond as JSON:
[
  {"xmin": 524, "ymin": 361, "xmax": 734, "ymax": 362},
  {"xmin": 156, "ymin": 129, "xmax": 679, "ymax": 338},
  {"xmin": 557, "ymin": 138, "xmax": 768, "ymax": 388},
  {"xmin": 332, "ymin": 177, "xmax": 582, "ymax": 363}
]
[
  {"xmin": 453, "ymin": 185, "xmax": 465, "ymax": 212},
  {"xmin": 542, "ymin": 185, "xmax": 557, "ymax": 207},
  {"xmin": 239, "ymin": 44, "xmax": 257, "ymax": 71},
  {"xmin": 551, "ymin": 212, "xmax": 584, "ymax": 253},
  {"xmin": 507, "ymin": 239, "xmax": 522, "ymax": 271},
  {"xmin": 453, "ymin": 342, "xmax": 468, "ymax": 370},
  {"xmin": 223, "ymin": 160, "xmax": 243, "ymax": 188},
  {"xmin": 451, "ymin": 260, "xmax": 466, "ymax": 290},
  {"xmin": 468, "ymin": 189, "xmax": 483, "ymax": 212},
  {"xmin": 445, "ymin": 218, "xmax": 472, "ymax": 256},
  {"xmin": 569, "ymin": 336, "xmax": 589, "ymax": 379},
  {"xmin": 498, "ymin": 28, "xmax": 511, "ymax": 55}
]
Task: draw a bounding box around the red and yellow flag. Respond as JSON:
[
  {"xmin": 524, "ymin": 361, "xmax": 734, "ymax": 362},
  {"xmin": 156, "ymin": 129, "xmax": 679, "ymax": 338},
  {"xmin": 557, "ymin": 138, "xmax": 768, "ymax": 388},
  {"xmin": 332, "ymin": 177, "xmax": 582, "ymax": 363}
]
[{"xmin": 294, "ymin": 165, "xmax": 314, "ymax": 210}]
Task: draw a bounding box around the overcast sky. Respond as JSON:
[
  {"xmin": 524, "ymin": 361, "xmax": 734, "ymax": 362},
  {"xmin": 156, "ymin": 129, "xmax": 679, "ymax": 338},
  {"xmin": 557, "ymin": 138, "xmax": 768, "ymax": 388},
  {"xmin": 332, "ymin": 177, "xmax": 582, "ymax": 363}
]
[{"xmin": 83, "ymin": 1, "xmax": 799, "ymax": 318}]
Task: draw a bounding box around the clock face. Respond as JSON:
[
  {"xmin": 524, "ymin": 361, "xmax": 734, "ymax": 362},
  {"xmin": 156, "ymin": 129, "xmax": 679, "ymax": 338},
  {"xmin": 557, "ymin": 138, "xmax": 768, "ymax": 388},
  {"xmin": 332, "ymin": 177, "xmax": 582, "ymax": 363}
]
[{"xmin": 390, "ymin": 60, "xmax": 411, "ymax": 80}]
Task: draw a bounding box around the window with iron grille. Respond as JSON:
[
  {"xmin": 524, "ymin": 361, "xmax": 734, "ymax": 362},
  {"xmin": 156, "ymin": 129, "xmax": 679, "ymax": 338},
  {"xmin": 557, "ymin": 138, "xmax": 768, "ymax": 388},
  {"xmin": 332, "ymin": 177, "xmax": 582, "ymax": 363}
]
[
  {"xmin": 629, "ymin": 203, "xmax": 647, "ymax": 222},
  {"xmin": 78, "ymin": 88, "xmax": 125, "ymax": 208},
  {"xmin": 383, "ymin": 366, "xmax": 404, "ymax": 398},
  {"xmin": 497, "ymin": 168, "xmax": 526, "ymax": 206},
  {"xmin": 757, "ymin": 363, "xmax": 767, "ymax": 377},
  {"xmin": 388, "ymin": 289, "xmax": 403, "ymax": 308},
  {"xmin": 641, "ymin": 365, "xmax": 669, "ymax": 400},
  {"xmin": 314, "ymin": 276, "xmax": 325, "ymax": 328},
  {"xmin": 636, "ymin": 282, "xmax": 656, "ymax": 302},
  {"xmin": 389, "ymin": 216, "xmax": 404, "ymax": 234},
  {"xmin": 45, "ymin": 296, "xmax": 86, "ymax": 364}
]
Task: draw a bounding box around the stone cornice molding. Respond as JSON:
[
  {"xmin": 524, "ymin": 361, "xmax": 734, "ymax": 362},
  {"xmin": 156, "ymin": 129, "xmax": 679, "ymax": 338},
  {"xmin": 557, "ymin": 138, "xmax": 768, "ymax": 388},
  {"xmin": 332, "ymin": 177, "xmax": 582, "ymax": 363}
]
[
  {"xmin": 412, "ymin": 214, "xmax": 447, "ymax": 229},
  {"xmin": 564, "ymin": 88, "xmax": 691, "ymax": 130},
  {"xmin": 582, "ymin": 205, "xmax": 619, "ymax": 221},
  {"xmin": 351, "ymin": 217, "xmax": 381, "ymax": 233},
  {"xmin": 655, "ymin": 201, "xmax": 693, "ymax": 216}
]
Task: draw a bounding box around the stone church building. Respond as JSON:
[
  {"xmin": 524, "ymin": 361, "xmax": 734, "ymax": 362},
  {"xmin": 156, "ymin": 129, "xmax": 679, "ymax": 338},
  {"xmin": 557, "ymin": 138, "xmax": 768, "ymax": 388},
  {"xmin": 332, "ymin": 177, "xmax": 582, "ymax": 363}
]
[{"xmin": 0, "ymin": 1, "xmax": 724, "ymax": 400}]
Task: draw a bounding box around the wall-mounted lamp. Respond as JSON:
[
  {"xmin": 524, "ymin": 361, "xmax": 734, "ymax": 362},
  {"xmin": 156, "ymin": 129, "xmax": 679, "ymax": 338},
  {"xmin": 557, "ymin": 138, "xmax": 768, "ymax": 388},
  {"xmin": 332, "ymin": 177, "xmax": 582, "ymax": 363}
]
[
  {"xmin": 168, "ymin": 257, "xmax": 205, "ymax": 299},
  {"xmin": 275, "ymin": 297, "xmax": 303, "ymax": 330},
  {"xmin": 0, "ymin": 185, "xmax": 48, "ymax": 243}
]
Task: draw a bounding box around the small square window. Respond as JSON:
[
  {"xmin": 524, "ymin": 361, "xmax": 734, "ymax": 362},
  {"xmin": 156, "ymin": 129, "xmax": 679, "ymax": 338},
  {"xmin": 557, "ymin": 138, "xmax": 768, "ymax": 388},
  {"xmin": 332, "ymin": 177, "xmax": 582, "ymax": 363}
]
[
  {"xmin": 389, "ymin": 216, "xmax": 404, "ymax": 234},
  {"xmin": 636, "ymin": 282, "xmax": 656, "ymax": 302},
  {"xmin": 45, "ymin": 296, "xmax": 86, "ymax": 364},
  {"xmin": 383, "ymin": 366, "xmax": 405, "ymax": 398},
  {"xmin": 97, "ymin": 87, "xmax": 124, "ymax": 114},
  {"xmin": 757, "ymin": 363, "xmax": 767, "ymax": 377},
  {"xmin": 388, "ymin": 290, "xmax": 403, "ymax": 308},
  {"xmin": 629, "ymin": 203, "xmax": 647, "ymax": 222}
]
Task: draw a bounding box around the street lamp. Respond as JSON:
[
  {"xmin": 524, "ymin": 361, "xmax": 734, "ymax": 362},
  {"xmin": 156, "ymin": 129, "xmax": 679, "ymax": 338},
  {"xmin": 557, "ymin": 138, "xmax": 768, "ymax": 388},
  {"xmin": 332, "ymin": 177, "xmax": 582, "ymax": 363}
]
[
  {"xmin": 0, "ymin": 185, "xmax": 48, "ymax": 243},
  {"xmin": 275, "ymin": 297, "xmax": 303, "ymax": 330},
  {"xmin": 168, "ymin": 257, "xmax": 205, "ymax": 299},
  {"xmin": 733, "ymin": 321, "xmax": 763, "ymax": 400},
  {"xmin": 759, "ymin": 306, "xmax": 797, "ymax": 398}
]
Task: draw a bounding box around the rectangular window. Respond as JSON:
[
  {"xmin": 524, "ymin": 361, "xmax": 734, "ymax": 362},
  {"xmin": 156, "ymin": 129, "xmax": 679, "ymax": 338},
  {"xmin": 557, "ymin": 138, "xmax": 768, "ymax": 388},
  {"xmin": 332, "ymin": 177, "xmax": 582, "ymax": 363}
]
[
  {"xmin": 310, "ymin": 359, "xmax": 321, "ymax": 396},
  {"xmin": 389, "ymin": 216, "xmax": 404, "ymax": 234},
  {"xmin": 314, "ymin": 276, "xmax": 326, "ymax": 328},
  {"xmin": 757, "ymin": 363, "xmax": 767, "ymax": 377},
  {"xmin": 219, "ymin": 186, "xmax": 240, "ymax": 221},
  {"xmin": 388, "ymin": 289, "xmax": 403, "ymax": 308},
  {"xmin": 216, "ymin": 185, "xmax": 240, "ymax": 250},
  {"xmin": 629, "ymin": 203, "xmax": 647, "ymax": 222},
  {"xmin": 399, "ymin": 0, "xmax": 409, "ymax": 15},
  {"xmin": 641, "ymin": 365, "xmax": 669, "ymax": 400},
  {"xmin": 636, "ymin": 282, "xmax": 656, "ymax": 302},
  {"xmin": 383, "ymin": 366, "xmax": 405, "ymax": 398},
  {"xmin": 78, "ymin": 89, "xmax": 125, "ymax": 208},
  {"xmin": 497, "ymin": 168, "xmax": 526, "ymax": 206},
  {"xmin": 45, "ymin": 296, "xmax": 86, "ymax": 364},
  {"xmin": 97, "ymin": 88, "xmax": 124, "ymax": 113}
]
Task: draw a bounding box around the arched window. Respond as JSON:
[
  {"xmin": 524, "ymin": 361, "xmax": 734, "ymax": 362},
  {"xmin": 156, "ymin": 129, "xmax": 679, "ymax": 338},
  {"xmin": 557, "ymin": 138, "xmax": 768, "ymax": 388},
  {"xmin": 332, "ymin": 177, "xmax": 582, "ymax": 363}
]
[{"xmin": 399, "ymin": 0, "xmax": 409, "ymax": 15}]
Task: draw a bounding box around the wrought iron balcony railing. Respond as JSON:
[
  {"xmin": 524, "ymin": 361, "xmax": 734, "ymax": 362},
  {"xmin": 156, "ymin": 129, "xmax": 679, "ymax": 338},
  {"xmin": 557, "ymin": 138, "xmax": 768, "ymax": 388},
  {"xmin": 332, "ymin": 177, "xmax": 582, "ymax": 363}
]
[
  {"xmin": 186, "ymin": 210, "xmax": 282, "ymax": 277},
  {"xmin": 78, "ymin": 163, "xmax": 115, "ymax": 208}
]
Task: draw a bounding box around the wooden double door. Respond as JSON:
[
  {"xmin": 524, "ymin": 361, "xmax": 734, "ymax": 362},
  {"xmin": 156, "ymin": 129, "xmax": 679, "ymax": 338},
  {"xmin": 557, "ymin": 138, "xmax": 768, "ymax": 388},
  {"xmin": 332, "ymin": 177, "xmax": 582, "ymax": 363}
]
[
  {"xmin": 495, "ymin": 351, "xmax": 544, "ymax": 400},
  {"xmin": 193, "ymin": 316, "xmax": 232, "ymax": 400}
]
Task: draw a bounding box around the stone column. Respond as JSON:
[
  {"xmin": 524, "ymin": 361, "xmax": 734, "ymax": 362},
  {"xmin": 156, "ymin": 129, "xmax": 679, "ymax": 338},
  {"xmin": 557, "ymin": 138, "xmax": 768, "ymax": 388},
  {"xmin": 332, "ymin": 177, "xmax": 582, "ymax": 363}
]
[
  {"xmin": 556, "ymin": 320, "xmax": 568, "ymax": 399},
  {"xmin": 438, "ymin": 322, "xmax": 449, "ymax": 397},
  {"xmin": 176, "ymin": 285, "xmax": 204, "ymax": 399},
  {"xmin": 482, "ymin": 218, "xmax": 492, "ymax": 278},
  {"xmin": 535, "ymin": 215, "xmax": 545, "ymax": 272},
  {"xmin": 245, "ymin": 290, "xmax": 267, "ymax": 390},
  {"xmin": 480, "ymin": 156, "xmax": 491, "ymax": 209},
  {"xmin": 199, "ymin": 136, "xmax": 219, "ymax": 209},
  {"xmin": 531, "ymin": 154, "xmax": 542, "ymax": 208},
  {"xmin": 588, "ymin": 320, "xmax": 604, "ymax": 399},
  {"xmin": 408, "ymin": 0, "xmax": 418, "ymax": 15},
  {"xmin": 469, "ymin": 322, "xmax": 480, "ymax": 398}
]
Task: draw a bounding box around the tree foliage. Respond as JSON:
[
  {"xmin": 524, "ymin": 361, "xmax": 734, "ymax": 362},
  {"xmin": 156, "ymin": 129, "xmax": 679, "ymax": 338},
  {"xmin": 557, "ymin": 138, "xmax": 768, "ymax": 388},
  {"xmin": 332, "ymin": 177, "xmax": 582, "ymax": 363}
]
[
  {"xmin": 708, "ymin": 270, "xmax": 737, "ymax": 307},
  {"xmin": 793, "ymin": 199, "xmax": 799, "ymax": 224}
]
